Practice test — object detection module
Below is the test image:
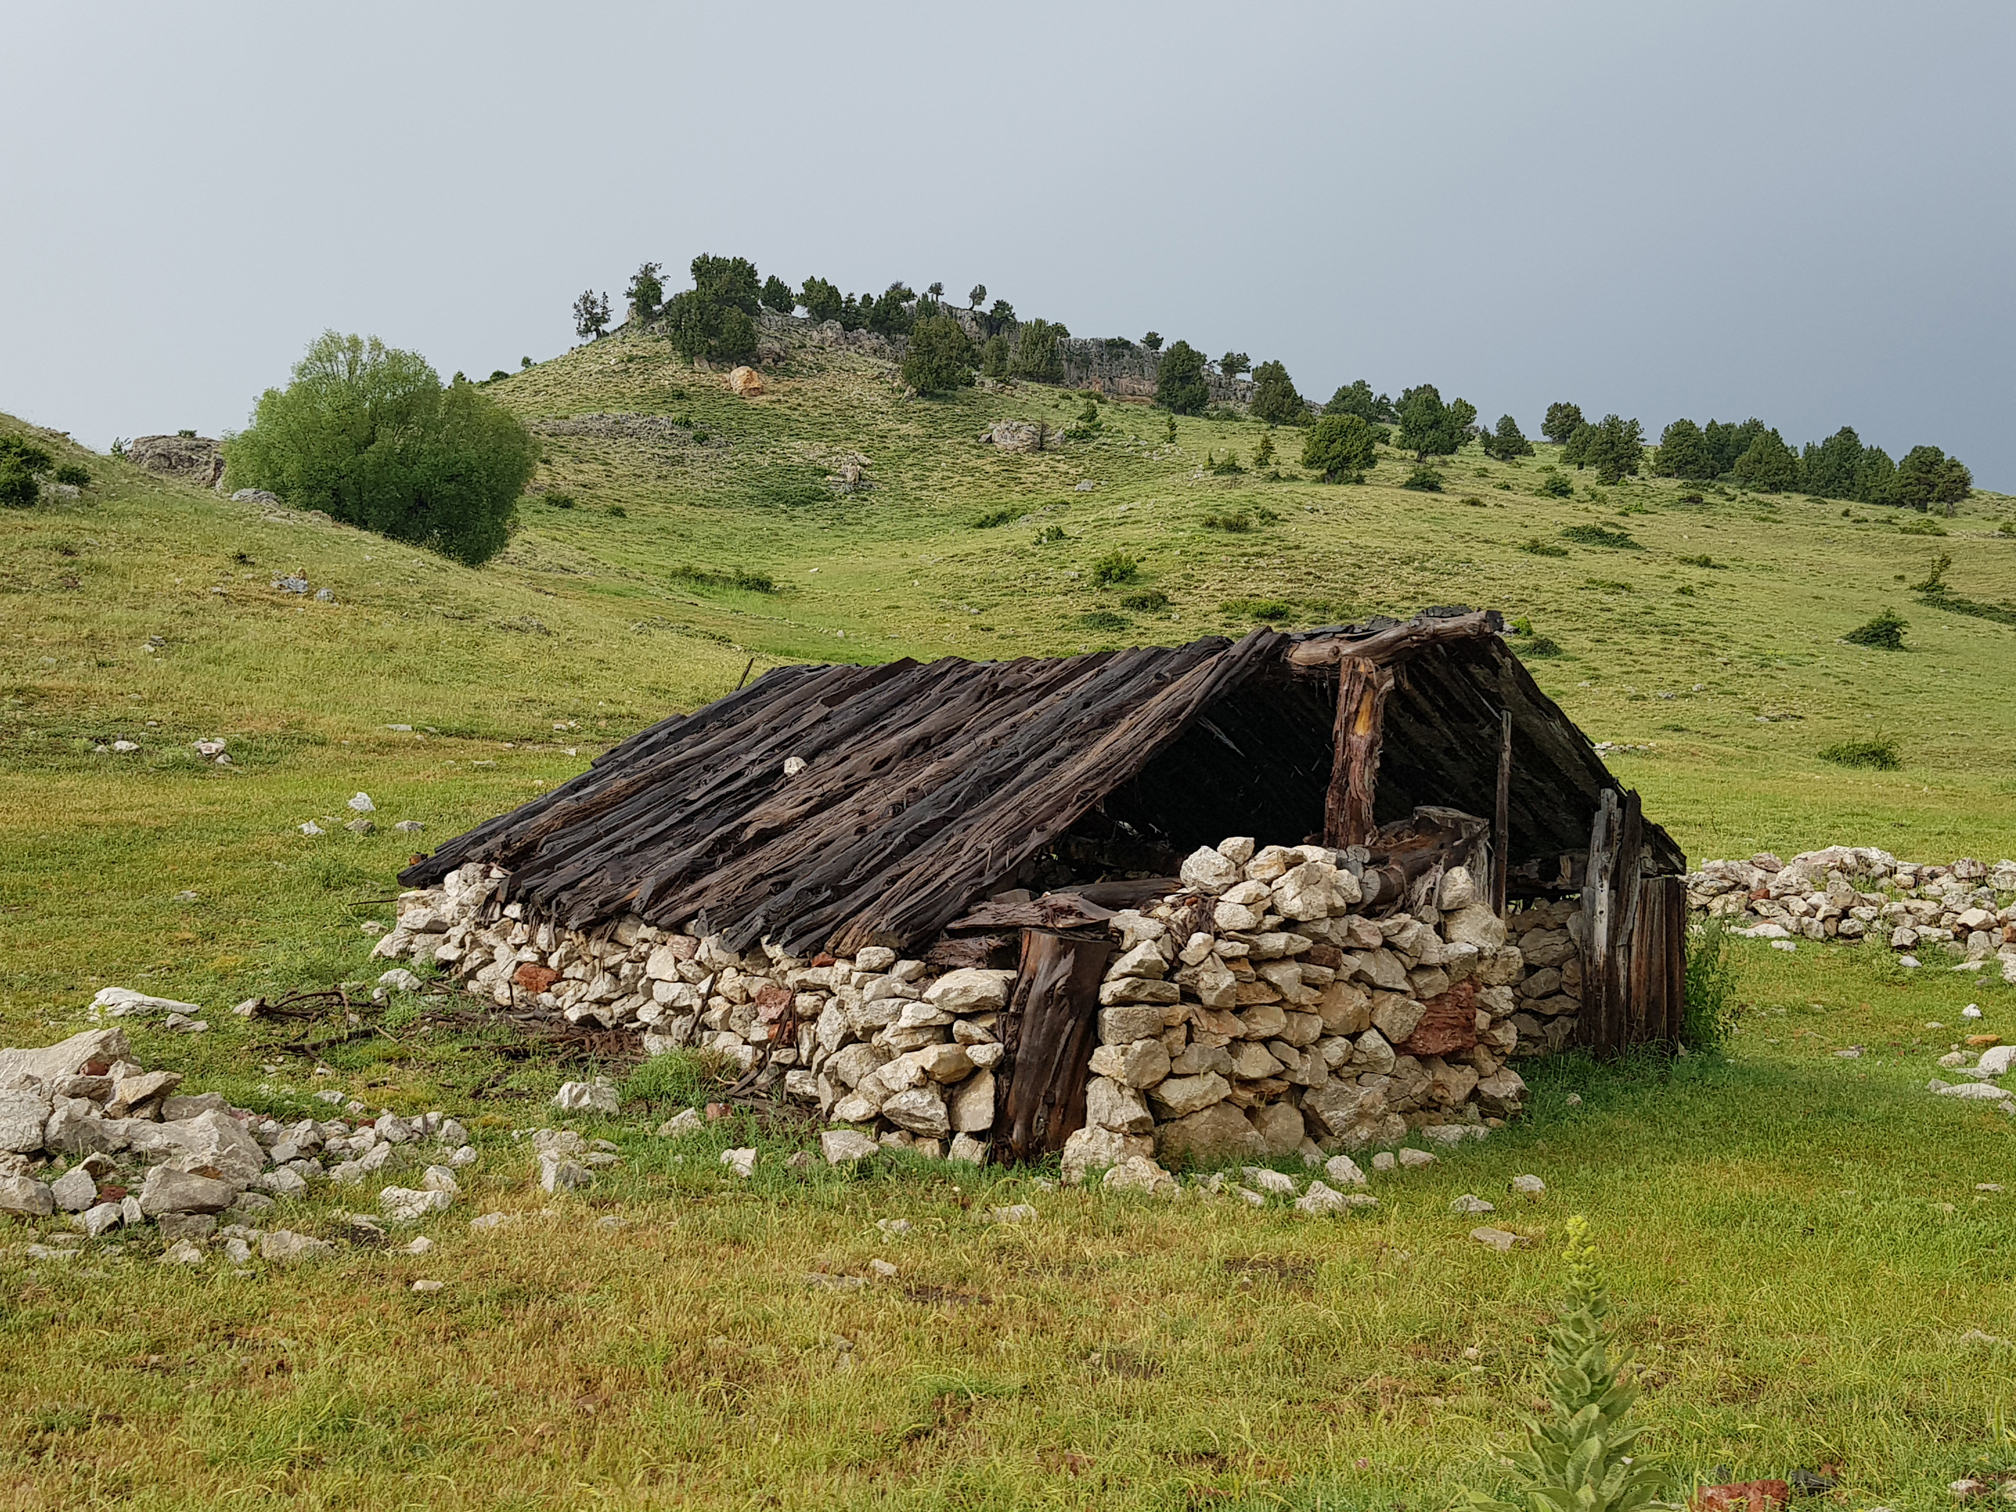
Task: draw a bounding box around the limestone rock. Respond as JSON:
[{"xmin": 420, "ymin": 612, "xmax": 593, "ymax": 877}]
[
  {"xmin": 719, "ymin": 1147, "xmax": 758, "ymax": 1178},
  {"xmin": 1442, "ymin": 903, "xmax": 1508, "ymax": 950},
  {"xmin": 259, "ymin": 1229, "xmax": 337, "ymax": 1262},
  {"xmin": 880, "ymin": 1086, "xmax": 950, "ymax": 1138},
  {"xmin": 0, "ymin": 1174, "xmax": 55, "ymax": 1216},
  {"xmin": 923, "ymin": 969, "xmax": 1014, "ymax": 1013},
  {"xmin": 50, "ymin": 1166, "xmax": 99, "ymax": 1212},
  {"xmin": 1086, "ymin": 1076, "xmax": 1154, "ymax": 1134},
  {"xmin": 1249, "ymin": 1101, "xmax": 1305, "ymax": 1157},
  {"xmin": 948, "ymin": 1132, "xmax": 990, "ymax": 1164},
  {"xmin": 1102, "ymin": 1155, "xmax": 1178, "ymax": 1198},
  {"xmin": 821, "ymin": 1128, "xmax": 881, "ymax": 1164},
  {"xmin": 0, "ymin": 1089, "xmax": 52, "ymax": 1153},
  {"xmin": 552, "ymin": 1080, "xmax": 620, "ymax": 1115},
  {"xmin": 0, "ymin": 1027, "xmax": 130, "ymax": 1089},
  {"xmin": 948, "ymin": 1069, "xmax": 996, "ymax": 1133},
  {"xmin": 1148, "ymin": 1071, "xmax": 1231, "ymax": 1119},
  {"xmin": 1157, "ymin": 1102, "xmax": 1264, "ymax": 1165},
  {"xmin": 138, "ymin": 1166, "xmax": 235, "ymax": 1215},
  {"xmin": 380, "ymin": 1186, "xmax": 453, "ymax": 1221},
  {"xmin": 1179, "ymin": 846, "xmax": 1242, "ymax": 895},
  {"xmin": 1089, "ymin": 1038, "xmax": 1172, "ymax": 1088},
  {"xmin": 726, "ymin": 366, "xmax": 765, "ymax": 396},
  {"xmin": 1061, "ymin": 1124, "xmax": 1154, "ymax": 1184},
  {"xmin": 657, "ymin": 1108, "xmax": 705, "ymax": 1139}
]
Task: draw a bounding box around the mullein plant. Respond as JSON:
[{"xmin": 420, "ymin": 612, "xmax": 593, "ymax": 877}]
[{"xmin": 1464, "ymin": 1216, "xmax": 1673, "ymax": 1511}]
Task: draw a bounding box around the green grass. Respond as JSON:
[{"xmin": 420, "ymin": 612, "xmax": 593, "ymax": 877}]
[{"xmin": 3, "ymin": 330, "xmax": 2016, "ymax": 1506}]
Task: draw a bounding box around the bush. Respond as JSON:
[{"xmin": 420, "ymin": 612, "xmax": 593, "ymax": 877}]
[
  {"xmin": 1481, "ymin": 413, "xmax": 1535, "ymax": 461},
  {"xmin": 53, "ymin": 463, "xmax": 90, "ymax": 488},
  {"xmin": 1301, "ymin": 413, "xmax": 1378, "ymax": 482},
  {"xmin": 1508, "ymin": 617, "xmax": 1563, "ymax": 656},
  {"xmin": 1252, "ymin": 432, "xmax": 1275, "ymax": 468},
  {"xmin": 1681, "ymin": 914, "xmax": 1740, "ymax": 1051},
  {"xmin": 1222, "ymin": 597, "xmax": 1293, "ymax": 621},
  {"xmin": 760, "ymin": 275, "xmax": 797, "ymax": 315},
  {"xmin": 0, "ymin": 465, "xmax": 37, "ymax": 509},
  {"xmin": 1078, "ymin": 609, "xmax": 1129, "ymax": 631},
  {"xmin": 1033, "ymin": 524, "xmax": 1068, "ymax": 544},
  {"xmin": 1090, "ymin": 550, "xmax": 1139, "ymax": 585},
  {"xmin": 972, "ymin": 507, "xmax": 1018, "ymax": 528},
  {"xmin": 1560, "ymin": 523, "xmax": 1639, "ymax": 549},
  {"xmin": 223, "ymin": 332, "xmax": 536, "ymax": 566},
  {"xmin": 1518, "ymin": 537, "xmax": 1569, "ymax": 557},
  {"xmin": 979, "ymin": 335, "xmax": 1011, "ymax": 379},
  {"xmin": 1400, "ymin": 465, "xmax": 1444, "ymax": 492},
  {"xmin": 1153, "ymin": 340, "xmax": 1209, "ymax": 415},
  {"xmin": 1675, "ymin": 553, "xmax": 1723, "ymax": 568},
  {"xmin": 1118, "ymin": 588, "xmax": 1169, "ymax": 612},
  {"xmin": 669, "ymin": 564, "xmax": 776, "ymax": 594},
  {"xmin": 544, "ymin": 491, "xmax": 576, "ymax": 509},
  {"xmin": 1395, "ymin": 384, "xmax": 1476, "ymax": 462},
  {"xmin": 1537, "ymin": 471, "xmax": 1573, "ymax": 498},
  {"xmin": 1206, "ymin": 450, "xmax": 1243, "ymax": 475},
  {"xmin": 1324, "ymin": 379, "xmax": 1394, "ymax": 422},
  {"xmin": 1201, "ymin": 510, "xmax": 1253, "ymax": 532},
  {"xmin": 1819, "ymin": 735, "xmax": 1901, "ymax": 770},
  {"xmin": 901, "ymin": 313, "xmax": 977, "ymax": 394},
  {"xmin": 1843, "ymin": 608, "xmax": 1907, "ymax": 649},
  {"xmin": 799, "ymin": 276, "xmax": 843, "ymax": 324},
  {"xmin": 1010, "ymin": 319, "xmax": 1065, "ymax": 383}
]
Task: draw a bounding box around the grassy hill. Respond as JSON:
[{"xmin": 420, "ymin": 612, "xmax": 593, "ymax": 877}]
[{"xmin": 3, "ymin": 332, "xmax": 2016, "ymax": 1506}]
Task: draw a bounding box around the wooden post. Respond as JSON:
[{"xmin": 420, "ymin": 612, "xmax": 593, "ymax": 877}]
[
  {"xmin": 1580, "ymin": 789, "xmax": 1618, "ymax": 1052},
  {"xmin": 1491, "ymin": 707, "xmax": 1512, "ymax": 914},
  {"xmin": 1324, "ymin": 658, "xmax": 1394, "ymax": 849},
  {"xmin": 992, "ymin": 929, "xmax": 1115, "ymax": 1164}
]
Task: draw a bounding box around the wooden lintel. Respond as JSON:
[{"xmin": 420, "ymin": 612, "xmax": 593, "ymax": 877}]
[{"xmin": 1287, "ymin": 610, "xmax": 1496, "ymax": 671}]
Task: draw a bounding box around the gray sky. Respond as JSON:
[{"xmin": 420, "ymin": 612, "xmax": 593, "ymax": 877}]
[{"xmin": 4, "ymin": 2, "xmax": 2011, "ymax": 486}]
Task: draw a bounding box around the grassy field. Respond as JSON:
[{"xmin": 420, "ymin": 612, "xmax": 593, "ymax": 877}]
[{"xmin": 2, "ymin": 331, "xmax": 2015, "ymax": 1508}]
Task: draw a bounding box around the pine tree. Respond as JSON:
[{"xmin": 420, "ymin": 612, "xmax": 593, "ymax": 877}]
[
  {"xmin": 1650, "ymin": 419, "xmax": 1714, "ymax": 480},
  {"xmin": 1542, "ymin": 402, "xmax": 1585, "ymax": 444},
  {"xmin": 1154, "ymin": 340, "xmax": 1209, "ymax": 414},
  {"xmin": 901, "ymin": 313, "xmax": 976, "ymax": 394},
  {"xmin": 1483, "ymin": 414, "xmax": 1535, "ymax": 462},
  {"xmin": 760, "ymin": 275, "xmax": 797, "ymax": 315},
  {"xmin": 1464, "ymin": 1217, "xmax": 1672, "ymax": 1512},
  {"xmin": 1728, "ymin": 426, "xmax": 1801, "ymax": 492},
  {"xmin": 572, "ymin": 289, "xmax": 611, "ymax": 341},
  {"xmin": 1248, "ymin": 360, "xmax": 1307, "ymax": 425}
]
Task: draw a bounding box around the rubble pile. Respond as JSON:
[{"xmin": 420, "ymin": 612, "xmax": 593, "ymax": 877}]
[
  {"xmin": 380, "ymin": 835, "xmax": 1590, "ymax": 1172},
  {"xmin": 1687, "ymin": 849, "xmax": 2016, "ymax": 981},
  {"xmin": 0, "ymin": 1026, "xmax": 472, "ymax": 1253}
]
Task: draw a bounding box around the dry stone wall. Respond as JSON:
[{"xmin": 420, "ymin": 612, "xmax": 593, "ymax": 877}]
[
  {"xmin": 378, "ymin": 836, "xmax": 1588, "ymax": 1175},
  {"xmin": 1688, "ymin": 848, "xmax": 2016, "ymax": 984}
]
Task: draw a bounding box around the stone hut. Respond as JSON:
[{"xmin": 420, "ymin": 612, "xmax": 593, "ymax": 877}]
[{"xmin": 384, "ymin": 610, "xmax": 1686, "ymax": 1169}]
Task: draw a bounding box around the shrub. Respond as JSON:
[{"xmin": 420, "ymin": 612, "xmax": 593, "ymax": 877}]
[
  {"xmin": 979, "ymin": 335, "xmax": 1011, "ymax": 379},
  {"xmin": 1560, "ymin": 523, "xmax": 1640, "ymax": 549},
  {"xmin": 1675, "ymin": 553, "xmax": 1723, "ymax": 568},
  {"xmin": 1153, "ymin": 340, "xmax": 1209, "ymax": 415},
  {"xmin": 1537, "ymin": 471, "xmax": 1573, "ymax": 498},
  {"xmin": 544, "ymin": 491, "xmax": 576, "ymax": 509},
  {"xmin": 1118, "ymin": 588, "xmax": 1169, "ymax": 612},
  {"xmin": 1090, "ymin": 550, "xmax": 1139, "ymax": 585},
  {"xmin": 1681, "ymin": 915, "xmax": 1740, "ymax": 1051},
  {"xmin": 1843, "ymin": 608, "xmax": 1907, "ymax": 649},
  {"xmin": 1324, "ymin": 379, "xmax": 1395, "ymax": 423},
  {"xmin": 0, "ymin": 437, "xmax": 54, "ymax": 473},
  {"xmin": 1400, "ymin": 465, "xmax": 1444, "ymax": 492},
  {"xmin": 1508, "ymin": 616, "xmax": 1562, "ymax": 655},
  {"xmin": 901, "ymin": 313, "xmax": 977, "ymax": 394},
  {"xmin": 1461, "ymin": 1216, "xmax": 1671, "ymax": 1512},
  {"xmin": 606, "ymin": 504, "xmax": 627, "ymax": 518},
  {"xmin": 1819, "ymin": 735, "xmax": 1901, "ymax": 770},
  {"xmin": 53, "ymin": 463, "xmax": 90, "ymax": 488},
  {"xmin": 1252, "ymin": 432, "xmax": 1275, "ymax": 468},
  {"xmin": 1462, "ymin": 496, "xmax": 1485, "ymax": 508},
  {"xmin": 1301, "ymin": 413, "xmax": 1378, "ymax": 482},
  {"xmin": 1010, "ymin": 319, "xmax": 1065, "ymax": 383},
  {"xmin": 669, "ymin": 564, "xmax": 776, "ymax": 593},
  {"xmin": 572, "ymin": 289, "xmax": 611, "ymax": 340},
  {"xmin": 0, "ymin": 465, "xmax": 37, "ymax": 509},
  {"xmin": 972, "ymin": 507, "xmax": 1018, "ymax": 528},
  {"xmin": 1078, "ymin": 609, "xmax": 1129, "ymax": 631},
  {"xmin": 1201, "ymin": 510, "xmax": 1253, "ymax": 532},
  {"xmin": 1395, "ymin": 384, "xmax": 1476, "ymax": 462},
  {"xmin": 1896, "ymin": 515, "xmax": 1946, "ymax": 536},
  {"xmin": 625, "ymin": 261, "xmax": 665, "ymax": 324},
  {"xmin": 1033, "ymin": 524, "xmax": 1068, "ymax": 544},
  {"xmin": 224, "ymin": 333, "xmax": 536, "ymax": 566},
  {"xmin": 1207, "ymin": 450, "xmax": 1243, "ymax": 475},
  {"xmin": 799, "ymin": 276, "xmax": 843, "ymax": 324},
  {"xmin": 1519, "ymin": 537, "xmax": 1569, "ymax": 557}
]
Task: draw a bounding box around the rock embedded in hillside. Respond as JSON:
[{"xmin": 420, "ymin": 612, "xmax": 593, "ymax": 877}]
[{"xmin": 726, "ymin": 366, "xmax": 764, "ymax": 397}]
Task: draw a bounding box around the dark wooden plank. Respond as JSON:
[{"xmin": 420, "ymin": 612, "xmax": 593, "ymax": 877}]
[
  {"xmin": 1325, "ymin": 657, "xmax": 1393, "ymax": 848},
  {"xmin": 992, "ymin": 929, "xmax": 1114, "ymax": 1164},
  {"xmin": 1491, "ymin": 707, "xmax": 1512, "ymax": 914}
]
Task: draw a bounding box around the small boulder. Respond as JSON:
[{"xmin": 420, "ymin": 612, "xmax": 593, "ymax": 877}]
[
  {"xmin": 259, "ymin": 1229, "xmax": 337, "ymax": 1263},
  {"xmin": 820, "ymin": 1129, "xmax": 880, "ymax": 1165}
]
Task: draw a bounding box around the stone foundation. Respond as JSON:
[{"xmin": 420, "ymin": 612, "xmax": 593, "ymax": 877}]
[{"xmin": 378, "ymin": 834, "xmax": 1589, "ymax": 1171}]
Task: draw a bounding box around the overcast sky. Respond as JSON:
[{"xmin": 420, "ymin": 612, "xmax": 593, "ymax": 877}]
[{"xmin": 4, "ymin": 2, "xmax": 2011, "ymax": 486}]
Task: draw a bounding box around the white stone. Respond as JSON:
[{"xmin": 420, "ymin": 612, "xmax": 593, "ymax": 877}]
[
  {"xmin": 1241, "ymin": 1166, "xmax": 1298, "ymax": 1195},
  {"xmin": 0, "ymin": 1174, "xmax": 55, "ymax": 1216},
  {"xmin": 1510, "ymin": 1173, "xmax": 1546, "ymax": 1196},
  {"xmin": 1294, "ymin": 1180, "xmax": 1360, "ymax": 1215},
  {"xmin": 657, "ymin": 1108, "xmax": 706, "ymax": 1139},
  {"xmin": 348, "ymin": 792, "xmax": 376, "ymax": 813},
  {"xmin": 978, "ymin": 1203, "xmax": 1037, "ymax": 1225},
  {"xmin": 821, "ymin": 1129, "xmax": 880, "ymax": 1164},
  {"xmin": 161, "ymin": 1239, "xmax": 206, "ymax": 1265},
  {"xmin": 1102, "ymin": 1155, "xmax": 1178, "ymax": 1198},
  {"xmin": 552, "ymin": 1080, "xmax": 620, "ymax": 1114},
  {"xmin": 259, "ymin": 1229, "xmax": 337, "ymax": 1262},
  {"xmin": 1179, "ymin": 846, "xmax": 1242, "ymax": 895},
  {"xmin": 922, "ymin": 969, "xmax": 1014, "ymax": 1013},
  {"xmin": 1323, "ymin": 1155, "xmax": 1368, "ymax": 1187},
  {"xmin": 880, "ymin": 1087, "xmax": 950, "ymax": 1139},
  {"xmin": 1451, "ymin": 1193, "xmax": 1495, "ymax": 1214},
  {"xmin": 719, "ymin": 1147, "xmax": 758, "ymax": 1178},
  {"xmin": 420, "ymin": 1165, "xmax": 458, "ymax": 1193},
  {"xmin": 947, "ymin": 1132, "xmax": 990, "ymax": 1164},
  {"xmin": 1061, "ymin": 1124, "xmax": 1154, "ymax": 1184},
  {"xmin": 380, "ymin": 1186, "xmax": 453, "ymax": 1221},
  {"xmin": 1471, "ymin": 1226, "xmax": 1524, "ymax": 1252},
  {"xmin": 1397, "ymin": 1148, "xmax": 1437, "ymax": 1169}
]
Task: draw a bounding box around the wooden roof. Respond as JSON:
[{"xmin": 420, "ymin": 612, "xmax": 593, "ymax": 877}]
[{"xmin": 401, "ymin": 610, "xmax": 1682, "ymax": 955}]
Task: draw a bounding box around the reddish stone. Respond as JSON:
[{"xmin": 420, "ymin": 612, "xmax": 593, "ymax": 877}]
[
  {"xmin": 1689, "ymin": 1483, "xmax": 1788, "ymax": 1512},
  {"xmin": 705, "ymin": 1102, "xmax": 730, "ymax": 1121},
  {"xmin": 811, "ymin": 952, "xmax": 837, "ymax": 968},
  {"xmin": 1398, "ymin": 979, "xmax": 1479, "ymax": 1058},
  {"xmin": 82, "ymin": 1058, "xmax": 112, "ymax": 1076},
  {"xmin": 1302, "ymin": 943, "xmax": 1344, "ymax": 970},
  {"xmin": 513, "ymin": 962, "xmax": 561, "ymax": 994},
  {"xmin": 666, "ymin": 935, "xmax": 700, "ymax": 962},
  {"xmin": 754, "ymin": 983, "xmax": 794, "ymax": 1022},
  {"xmin": 98, "ymin": 1184, "xmax": 128, "ymax": 1203}
]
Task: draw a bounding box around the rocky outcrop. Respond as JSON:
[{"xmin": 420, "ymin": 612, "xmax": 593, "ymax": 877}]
[{"xmin": 126, "ymin": 435, "xmax": 223, "ymax": 489}]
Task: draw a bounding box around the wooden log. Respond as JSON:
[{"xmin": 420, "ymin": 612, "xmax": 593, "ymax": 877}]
[
  {"xmin": 1492, "ymin": 707, "xmax": 1512, "ymax": 914},
  {"xmin": 1287, "ymin": 609, "xmax": 1496, "ymax": 670},
  {"xmin": 1578, "ymin": 789, "xmax": 1619, "ymax": 1053},
  {"xmin": 992, "ymin": 929, "xmax": 1115, "ymax": 1165},
  {"xmin": 944, "ymin": 895, "xmax": 1118, "ymax": 933},
  {"xmin": 1325, "ymin": 658, "xmax": 1394, "ymax": 848}
]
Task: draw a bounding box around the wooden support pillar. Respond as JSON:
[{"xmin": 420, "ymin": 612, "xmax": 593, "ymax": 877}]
[
  {"xmin": 1491, "ymin": 708, "xmax": 1512, "ymax": 914},
  {"xmin": 1324, "ymin": 657, "xmax": 1394, "ymax": 849},
  {"xmin": 991, "ymin": 929, "xmax": 1115, "ymax": 1165}
]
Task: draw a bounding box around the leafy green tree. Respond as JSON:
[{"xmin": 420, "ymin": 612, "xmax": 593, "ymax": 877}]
[
  {"xmin": 625, "ymin": 262, "xmax": 665, "ymax": 325},
  {"xmin": 689, "ymin": 254, "xmax": 761, "ymax": 315},
  {"xmin": 222, "ymin": 332, "xmax": 535, "ymax": 567},
  {"xmin": 1219, "ymin": 352, "xmax": 1251, "ymax": 381},
  {"xmin": 1009, "ymin": 319, "xmax": 1065, "ymax": 382},
  {"xmin": 1702, "ymin": 417, "xmax": 1764, "ymax": 477},
  {"xmin": 1541, "ymin": 402, "xmax": 1584, "ymax": 444},
  {"xmin": 1582, "ymin": 415, "xmax": 1646, "ymax": 483},
  {"xmin": 1728, "ymin": 426, "xmax": 1800, "ymax": 491},
  {"xmin": 1799, "ymin": 426, "xmax": 1864, "ymax": 499},
  {"xmin": 901, "ymin": 313, "xmax": 976, "ymax": 394},
  {"xmin": 1301, "ymin": 413, "xmax": 1380, "ymax": 481},
  {"xmin": 1482, "ymin": 414, "xmax": 1535, "ymax": 462},
  {"xmin": 760, "ymin": 275, "xmax": 797, "ymax": 315},
  {"xmin": 979, "ymin": 334, "xmax": 1011, "ymax": 378},
  {"xmin": 1462, "ymin": 1217, "xmax": 1670, "ymax": 1512},
  {"xmin": 1893, "ymin": 445, "xmax": 1972, "ymax": 513},
  {"xmin": 1141, "ymin": 331, "xmax": 1163, "ymax": 352},
  {"xmin": 1324, "ymin": 380, "xmax": 1394, "ymax": 423},
  {"xmin": 800, "ymin": 277, "xmax": 843, "ymax": 324},
  {"xmin": 1153, "ymin": 340, "xmax": 1209, "ymax": 414},
  {"xmin": 1248, "ymin": 360, "xmax": 1306, "ymax": 426},
  {"xmin": 572, "ymin": 289, "xmax": 611, "ymax": 340},
  {"xmin": 927, "ymin": 282, "xmax": 944, "ymax": 300},
  {"xmin": 1650, "ymin": 418, "xmax": 1714, "ymax": 480},
  {"xmin": 866, "ymin": 283, "xmax": 917, "ymax": 338},
  {"xmin": 1396, "ymin": 384, "xmax": 1476, "ymax": 461},
  {"xmin": 967, "ymin": 284, "xmax": 986, "ymax": 309}
]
